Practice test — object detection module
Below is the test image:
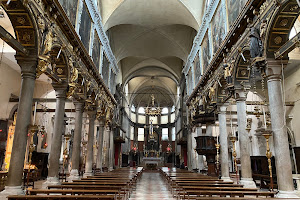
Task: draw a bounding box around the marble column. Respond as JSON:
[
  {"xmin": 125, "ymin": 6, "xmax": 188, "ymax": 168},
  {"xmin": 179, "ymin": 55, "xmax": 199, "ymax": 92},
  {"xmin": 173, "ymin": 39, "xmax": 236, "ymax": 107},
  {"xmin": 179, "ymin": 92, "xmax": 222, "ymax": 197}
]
[
  {"xmin": 67, "ymin": 101, "xmax": 84, "ymax": 182},
  {"xmin": 43, "ymin": 83, "xmax": 68, "ymax": 188},
  {"xmin": 83, "ymin": 110, "xmax": 96, "ymax": 177},
  {"xmin": 218, "ymin": 105, "xmax": 232, "ymax": 182},
  {"xmin": 0, "ymin": 57, "xmax": 37, "ymax": 196},
  {"xmin": 191, "ymin": 129, "xmax": 198, "ymax": 170},
  {"xmin": 206, "ymin": 123, "xmax": 213, "ymax": 136},
  {"xmin": 266, "ymin": 59, "xmax": 298, "ymax": 198},
  {"xmin": 96, "ymin": 119, "xmax": 105, "ymax": 171},
  {"xmin": 236, "ymin": 90, "xmax": 256, "ymax": 188},
  {"xmin": 196, "ymin": 126, "xmax": 205, "ymax": 172},
  {"xmin": 109, "ymin": 127, "xmax": 114, "ymax": 171}
]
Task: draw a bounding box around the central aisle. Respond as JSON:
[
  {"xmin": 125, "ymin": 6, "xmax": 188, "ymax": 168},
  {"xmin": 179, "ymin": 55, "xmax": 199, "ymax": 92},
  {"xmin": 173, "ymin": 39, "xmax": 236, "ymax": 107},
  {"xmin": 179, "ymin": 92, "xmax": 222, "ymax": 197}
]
[{"xmin": 130, "ymin": 170, "xmax": 175, "ymax": 200}]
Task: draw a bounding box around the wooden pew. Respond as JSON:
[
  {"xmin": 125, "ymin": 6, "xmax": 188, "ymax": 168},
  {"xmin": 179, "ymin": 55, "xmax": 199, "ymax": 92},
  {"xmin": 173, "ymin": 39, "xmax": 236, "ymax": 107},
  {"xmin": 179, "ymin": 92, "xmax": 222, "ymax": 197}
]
[{"xmin": 8, "ymin": 195, "xmax": 116, "ymax": 200}]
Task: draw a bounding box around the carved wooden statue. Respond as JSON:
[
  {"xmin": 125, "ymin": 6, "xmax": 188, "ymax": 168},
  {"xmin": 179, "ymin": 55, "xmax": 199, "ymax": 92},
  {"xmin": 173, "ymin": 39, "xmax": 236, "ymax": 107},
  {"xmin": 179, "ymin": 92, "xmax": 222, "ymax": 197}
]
[
  {"xmin": 249, "ymin": 27, "xmax": 262, "ymax": 58},
  {"xmin": 224, "ymin": 59, "xmax": 234, "ymax": 87}
]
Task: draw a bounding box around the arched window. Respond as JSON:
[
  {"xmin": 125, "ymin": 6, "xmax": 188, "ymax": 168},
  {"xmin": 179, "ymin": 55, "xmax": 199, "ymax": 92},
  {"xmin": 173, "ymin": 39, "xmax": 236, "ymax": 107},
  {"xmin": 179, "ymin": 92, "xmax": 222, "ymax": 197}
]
[
  {"xmin": 161, "ymin": 107, "xmax": 168, "ymax": 114},
  {"xmin": 138, "ymin": 107, "xmax": 145, "ymax": 114}
]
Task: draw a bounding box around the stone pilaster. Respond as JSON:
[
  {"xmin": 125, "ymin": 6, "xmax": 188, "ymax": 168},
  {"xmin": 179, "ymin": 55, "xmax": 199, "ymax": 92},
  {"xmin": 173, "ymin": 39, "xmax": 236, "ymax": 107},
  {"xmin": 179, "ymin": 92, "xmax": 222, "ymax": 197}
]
[
  {"xmin": 218, "ymin": 105, "xmax": 232, "ymax": 182},
  {"xmin": 1, "ymin": 56, "xmax": 38, "ymax": 196},
  {"xmin": 83, "ymin": 110, "xmax": 96, "ymax": 177},
  {"xmin": 108, "ymin": 126, "xmax": 114, "ymax": 171},
  {"xmin": 43, "ymin": 83, "xmax": 68, "ymax": 188},
  {"xmin": 266, "ymin": 59, "xmax": 298, "ymax": 198},
  {"xmin": 96, "ymin": 119, "xmax": 105, "ymax": 171},
  {"xmin": 196, "ymin": 126, "xmax": 205, "ymax": 172},
  {"xmin": 235, "ymin": 90, "xmax": 256, "ymax": 188},
  {"xmin": 67, "ymin": 101, "xmax": 84, "ymax": 182}
]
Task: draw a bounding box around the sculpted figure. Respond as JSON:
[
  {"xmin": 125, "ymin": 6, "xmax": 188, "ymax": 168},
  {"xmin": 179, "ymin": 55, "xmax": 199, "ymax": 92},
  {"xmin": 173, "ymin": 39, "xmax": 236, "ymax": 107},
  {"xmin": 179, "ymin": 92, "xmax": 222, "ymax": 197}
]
[{"xmin": 249, "ymin": 27, "xmax": 262, "ymax": 58}]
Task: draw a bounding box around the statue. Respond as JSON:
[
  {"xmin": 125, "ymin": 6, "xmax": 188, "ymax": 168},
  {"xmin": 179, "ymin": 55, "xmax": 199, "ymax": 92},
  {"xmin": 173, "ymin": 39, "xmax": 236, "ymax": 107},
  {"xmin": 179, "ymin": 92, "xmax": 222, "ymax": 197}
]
[
  {"xmin": 249, "ymin": 27, "xmax": 262, "ymax": 58},
  {"xmin": 223, "ymin": 58, "xmax": 234, "ymax": 87},
  {"xmin": 198, "ymin": 96, "xmax": 205, "ymax": 114},
  {"xmin": 208, "ymin": 85, "xmax": 216, "ymax": 104},
  {"xmin": 42, "ymin": 24, "xmax": 54, "ymax": 56},
  {"xmin": 260, "ymin": 19, "xmax": 268, "ymax": 42}
]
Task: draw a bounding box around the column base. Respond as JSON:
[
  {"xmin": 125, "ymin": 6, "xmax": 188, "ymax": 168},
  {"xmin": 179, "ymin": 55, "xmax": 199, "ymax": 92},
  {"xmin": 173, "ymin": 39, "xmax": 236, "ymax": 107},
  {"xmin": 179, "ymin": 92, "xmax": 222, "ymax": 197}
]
[
  {"xmin": 83, "ymin": 171, "xmax": 93, "ymax": 178},
  {"xmin": 221, "ymin": 177, "xmax": 233, "ymax": 182},
  {"xmin": 0, "ymin": 186, "xmax": 24, "ymax": 199},
  {"xmin": 42, "ymin": 176, "xmax": 61, "ymax": 189},
  {"xmin": 276, "ymin": 190, "xmax": 299, "ymax": 198},
  {"xmin": 67, "ymin": 169, "xmax": 80, "ymax": 182},
  {"xmin": 108, "ymin": 167, "xmax": 113, "ymax": 172},
  {"xmin": 240, "ymin": 178, "xmax": 257, "ymax": 188}
]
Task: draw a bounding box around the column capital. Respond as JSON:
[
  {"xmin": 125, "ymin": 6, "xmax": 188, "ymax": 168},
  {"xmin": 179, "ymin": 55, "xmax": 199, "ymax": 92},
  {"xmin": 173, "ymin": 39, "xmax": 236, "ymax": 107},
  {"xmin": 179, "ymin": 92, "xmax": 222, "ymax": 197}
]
[
  {"xmin": 87, "ymin": 110, "xmax": 97, "ymax": 120},
  {"xmin": 52, "ymin": 83, "xmax": 68, "ymax": 99},
  {"xmin": 74, "ymin": 101, "xmax": 85, "ymax": 112},
  {"xmin": 217, "ymin": 103, "xmax": 229, "ymax": 114},
  {"xmin": 235, "ymin": 89, "xmax": 248, "ymax": 102},
  {"xmin": 16, "ymin": 55, "xmax": 38, "ymax": 80},
  {"xmin": 265, "ymin": 58, "xmax": 288, "ymax": 82}
]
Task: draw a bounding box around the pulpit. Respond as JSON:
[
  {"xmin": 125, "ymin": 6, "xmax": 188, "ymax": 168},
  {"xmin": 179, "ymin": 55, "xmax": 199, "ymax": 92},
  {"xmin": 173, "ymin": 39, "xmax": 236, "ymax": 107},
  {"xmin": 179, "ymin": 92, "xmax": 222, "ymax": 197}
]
[{"xmin": 195, "ymin": 136, "xmax": 217, "ymax": 176}]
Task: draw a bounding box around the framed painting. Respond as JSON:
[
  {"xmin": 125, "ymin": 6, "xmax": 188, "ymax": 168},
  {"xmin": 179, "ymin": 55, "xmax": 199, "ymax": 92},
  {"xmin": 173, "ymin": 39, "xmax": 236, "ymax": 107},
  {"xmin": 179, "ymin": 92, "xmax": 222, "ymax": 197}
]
[
  {"xmin": 201, "ymin": 31, "xmax": 211, "ymax": 73},
  {"xmin": 102, "ymin": 54, "xmax": 109, "ymax": 86},
  {"xmin": 79, "ymin": 3, "xmax": 92, "ymax": 52},
  {"xmin": 58, "ymin": 0, "xmax": 78, "ymax": 27},
  {"xmin": 226, "ymin": 0, "xmax": 248, "ymax": 28},
  {"xmin": 187, "ymin": 68, "xmax": 194, "ymax": 95},
  {"xmin": 194, "ymin": 51, "xmax": 201, "ymax": 85},
  {"xmin": 92, "ymin": 33, "xmax": 101, "ymax": 70},
  {"xmin": 211, "ymin": 2, "xmax": 226, "ymax": 53}
]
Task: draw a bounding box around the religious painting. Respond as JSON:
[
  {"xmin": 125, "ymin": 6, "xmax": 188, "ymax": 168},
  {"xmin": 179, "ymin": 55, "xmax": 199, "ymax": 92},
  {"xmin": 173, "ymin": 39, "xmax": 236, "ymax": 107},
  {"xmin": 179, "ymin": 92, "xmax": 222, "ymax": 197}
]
[
  {"xmin": 226, "ymin": 0, "xmax": 248, "ymax": 28},
  {"xmin": 58, "ymin": 0, "xmax": 78, "ymax": 27},
  {"xmin": 187, "ymin": 68, "xmax": 194, "ymax": 95},
  {"xmin": 92, "ymin": 33, "xmax": 101, "ymax": 70},
  {"xmin": 211, "ymin": 3, "xmax": 226, "ymax": 53},
  {"xmin": 110, "ymin": 70, "xmax": 116, "ymax": 94},
  {"xmin": 194, "ymin": 52, "xmax": 201, "ymax": 84},
  {"xmin": 102, "ymin": 54, "xmax": 109, "ymax": 86},
  {"xmin": 79, "ymin": 3, "xmax": 92, "ymax": 52},
  {"xmin": 201, "ymin": 31, "xmax": 211, "ymax": 73}
]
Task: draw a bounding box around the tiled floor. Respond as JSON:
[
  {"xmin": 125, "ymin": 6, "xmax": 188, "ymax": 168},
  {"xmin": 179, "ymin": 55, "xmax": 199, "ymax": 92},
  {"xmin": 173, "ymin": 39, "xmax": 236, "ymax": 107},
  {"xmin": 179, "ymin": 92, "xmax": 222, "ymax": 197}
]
[{"xmin": 130, "ymin": 170, "xmax": 175, "ymax": 200}]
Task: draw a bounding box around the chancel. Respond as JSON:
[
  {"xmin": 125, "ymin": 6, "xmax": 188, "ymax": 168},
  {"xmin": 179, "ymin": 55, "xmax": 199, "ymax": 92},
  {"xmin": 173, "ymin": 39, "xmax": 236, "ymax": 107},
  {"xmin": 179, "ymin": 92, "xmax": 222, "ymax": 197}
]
[{"xmin": 0, "ymin": 0, "xmax": 299, "ymax": 199}]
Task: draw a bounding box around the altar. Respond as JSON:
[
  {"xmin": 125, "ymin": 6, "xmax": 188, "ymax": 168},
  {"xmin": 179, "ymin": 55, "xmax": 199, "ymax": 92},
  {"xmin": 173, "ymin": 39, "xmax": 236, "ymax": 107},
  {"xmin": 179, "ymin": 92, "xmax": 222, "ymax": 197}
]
[{"xmin": 142, "ymin": 157, "xmax": 163, "ymax": 170}]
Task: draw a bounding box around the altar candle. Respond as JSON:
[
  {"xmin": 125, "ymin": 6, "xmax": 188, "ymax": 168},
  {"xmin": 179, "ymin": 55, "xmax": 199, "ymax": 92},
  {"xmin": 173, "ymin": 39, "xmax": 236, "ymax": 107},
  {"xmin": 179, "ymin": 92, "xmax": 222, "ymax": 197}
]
[
  {"xmin": 263, "ymin": 108, "xmax": 267, "ymax": 129},
  {"xmin": 33, "ymin": 102, "xmax": 37, "ymax": 125}
]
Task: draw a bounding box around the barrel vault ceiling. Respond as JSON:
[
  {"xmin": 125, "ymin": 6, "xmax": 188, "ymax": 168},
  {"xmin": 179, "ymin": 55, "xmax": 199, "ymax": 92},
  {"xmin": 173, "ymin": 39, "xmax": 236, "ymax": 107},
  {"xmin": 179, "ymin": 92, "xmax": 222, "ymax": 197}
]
[{"xmin": 100, "ymin": 0, "xmax": 205, "ymax": 107}]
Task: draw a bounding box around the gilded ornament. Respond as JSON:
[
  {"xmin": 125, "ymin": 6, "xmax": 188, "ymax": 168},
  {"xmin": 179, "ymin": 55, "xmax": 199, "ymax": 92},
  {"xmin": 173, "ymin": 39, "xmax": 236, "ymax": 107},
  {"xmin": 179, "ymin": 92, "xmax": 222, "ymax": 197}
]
[
  {"xmin": 279, "ymin": 19, "xmax": 288, "ymax": 27},
  {"xmin": 56, "ymin": 68, "xmax": 63, "ymax": 74},
  {"xmin": 274, "ymin": 36, "xmax": 282, "ymax": 45},
  {"xmin": 17, "ymin": 17, "xmax": 26, "ymax": 25}
]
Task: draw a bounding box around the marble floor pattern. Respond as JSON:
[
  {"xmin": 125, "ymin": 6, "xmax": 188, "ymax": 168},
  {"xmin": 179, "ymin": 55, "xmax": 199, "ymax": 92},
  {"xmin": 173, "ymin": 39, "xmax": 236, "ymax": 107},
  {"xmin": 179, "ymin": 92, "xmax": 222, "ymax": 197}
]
[{"xmin": 130, "ymin": 170, "xmax": 175, "ymax": 200}]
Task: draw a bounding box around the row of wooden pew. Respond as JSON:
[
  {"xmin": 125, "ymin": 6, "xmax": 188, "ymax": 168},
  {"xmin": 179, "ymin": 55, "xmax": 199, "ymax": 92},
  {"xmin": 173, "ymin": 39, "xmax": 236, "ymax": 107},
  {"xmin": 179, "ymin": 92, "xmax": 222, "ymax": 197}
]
[
  {"xmin": 159, "ymin": 168, "xmax": 277, "ymax": 199},
  {"xmin": 8, "ymin": 167, "xmax": 144, "ymax": 200}
]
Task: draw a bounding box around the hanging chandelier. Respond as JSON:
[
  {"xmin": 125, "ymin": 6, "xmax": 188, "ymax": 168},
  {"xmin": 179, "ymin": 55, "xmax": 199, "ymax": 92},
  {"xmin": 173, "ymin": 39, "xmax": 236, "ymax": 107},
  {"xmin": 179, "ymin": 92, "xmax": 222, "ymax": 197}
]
[{"xmin": 145, "ymin": 94, "xmax": 161, "ymax": 116}]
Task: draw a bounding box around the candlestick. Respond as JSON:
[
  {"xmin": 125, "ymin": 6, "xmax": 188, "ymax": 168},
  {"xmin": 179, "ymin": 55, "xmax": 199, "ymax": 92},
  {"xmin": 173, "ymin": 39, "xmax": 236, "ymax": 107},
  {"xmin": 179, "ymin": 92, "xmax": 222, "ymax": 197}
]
[
  {"xmin": 263, "ymin": 131, "xmax": 273, "ymax": 191},
  {"xmin": 263, "ymin": 108, "xmax": 267, "ymax": 129},
  {"xmin": 33, "ymin": 102, "xmax": 37, "ymax": 125}
]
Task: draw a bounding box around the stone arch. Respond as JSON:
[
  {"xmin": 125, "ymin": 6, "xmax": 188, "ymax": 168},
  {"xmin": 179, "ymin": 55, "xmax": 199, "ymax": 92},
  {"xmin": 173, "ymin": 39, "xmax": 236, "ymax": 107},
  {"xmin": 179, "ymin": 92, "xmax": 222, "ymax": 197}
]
[
  {"xmin": 264, "ymin": 0, "xmax": 300, "ymax": 58},
  {"xmin": 1, "ymin": 0, "xmax": 40, "ymax": 56}
]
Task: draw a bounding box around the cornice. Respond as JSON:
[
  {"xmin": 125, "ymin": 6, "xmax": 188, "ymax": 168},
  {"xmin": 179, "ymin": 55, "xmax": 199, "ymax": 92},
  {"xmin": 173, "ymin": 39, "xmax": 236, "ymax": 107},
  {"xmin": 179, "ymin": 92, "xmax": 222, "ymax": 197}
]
[{"xmin": 85, "ymin": 0, "xmax": 119, "ymax": 74}]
